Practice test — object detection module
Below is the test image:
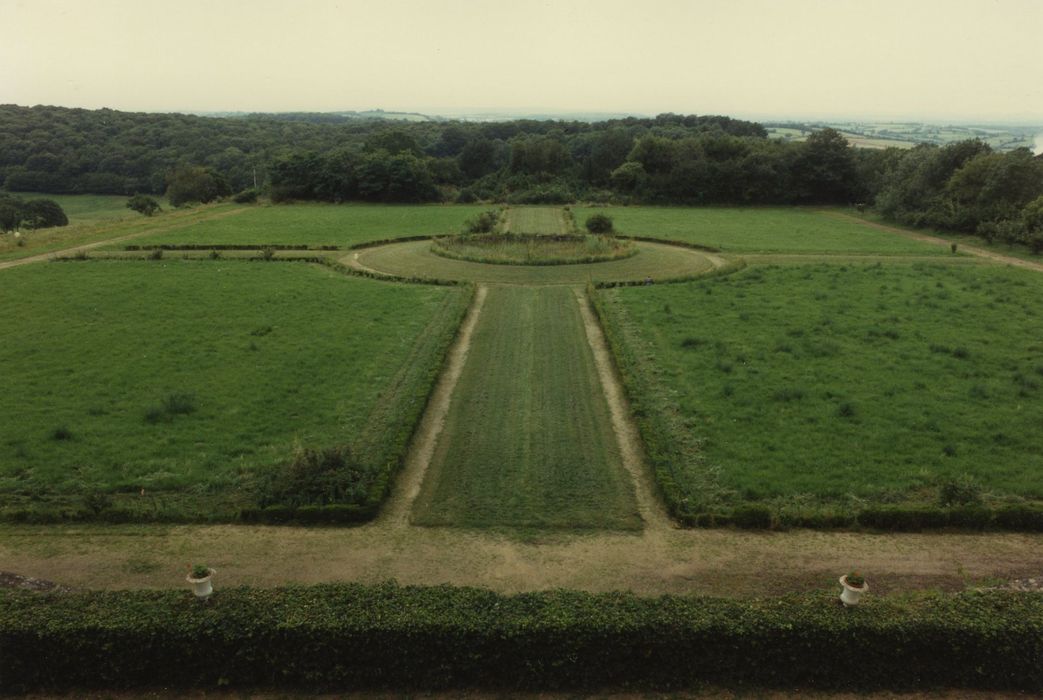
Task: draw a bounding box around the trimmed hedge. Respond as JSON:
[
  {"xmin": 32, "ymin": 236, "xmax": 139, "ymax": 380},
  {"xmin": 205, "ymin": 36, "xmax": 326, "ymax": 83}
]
[
  {"xmin": 1, "ymin": 583, "xmax": 1040, "ymax": 692},
  {"xmin": 123, "ymin": 244, "xmax": 339, "ymax": 251}
]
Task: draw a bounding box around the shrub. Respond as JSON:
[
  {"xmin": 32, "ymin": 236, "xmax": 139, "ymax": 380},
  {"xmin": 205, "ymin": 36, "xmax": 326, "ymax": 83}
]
[
  {"xmin": 126, "ymin": 194, "xmax": 161, "ymax": 217},
  {"xmin": 455, "ymin": 188, "xmax": 478, "ymax": 204},
  {"xmin": 49, "ymin": 425, "xmax": 73, "ymax": 441},
  {"xmin": 585, "ymin": 213, "xmax": 614, "ymax": 234},
  {"xmin": 731, "ymin": 504, "xmax": 773, "ymax": 529},
  {"xmin": 939, "ymin": 474, "xmax": 983, "ymax": 506},
  {"xmin": 149, "ymin": 248, "xmax": 164, "ymax": 260},
  {"xmin": 232, "ymin": 189, "xmax": 259, "ymax": 204},
  {"xmin": 462, "ymin": 209, "xmax": 500, "ymax": 234}
]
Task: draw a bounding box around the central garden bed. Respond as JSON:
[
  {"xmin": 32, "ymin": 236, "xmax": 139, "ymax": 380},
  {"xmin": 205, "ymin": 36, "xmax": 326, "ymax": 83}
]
[{"xmin": 431, "ymin": 233, "xmax": 636, "ymax": 266}]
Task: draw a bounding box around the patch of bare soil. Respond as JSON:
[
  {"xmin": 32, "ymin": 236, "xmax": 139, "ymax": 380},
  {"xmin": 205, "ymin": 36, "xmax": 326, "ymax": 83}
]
[
  {"xmin": 2, "ymin": 524, "xmax": 1040, "ymax": 598},
  {"xmin": 0, "ymin": 571, "xmax": 71, "ymax": 592},
  {"xmin": 379, "ymin": 285, "xmax": 488, "ymax": 526},
  {"xmin": 822, "ymin": 211, "xmax": 1043, "ymax": 273}
]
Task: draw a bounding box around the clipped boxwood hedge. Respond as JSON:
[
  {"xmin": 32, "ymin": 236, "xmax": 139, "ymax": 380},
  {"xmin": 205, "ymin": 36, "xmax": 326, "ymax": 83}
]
[{"xmin": 1, "ymin": 583, "xmax": 1040, "ymax": 692}]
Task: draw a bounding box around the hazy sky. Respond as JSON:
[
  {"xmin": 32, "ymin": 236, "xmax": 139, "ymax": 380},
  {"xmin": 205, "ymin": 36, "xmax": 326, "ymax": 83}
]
[{"xmin": 2, "ymin": 0, "xmax": 1041, "ymax": 122}]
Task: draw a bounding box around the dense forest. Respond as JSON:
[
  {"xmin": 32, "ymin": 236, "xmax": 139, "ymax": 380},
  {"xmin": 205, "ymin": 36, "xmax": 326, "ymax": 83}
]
[{"xmin": 1, "ymin": 104, "xmax": 1041, "ymax": 247}]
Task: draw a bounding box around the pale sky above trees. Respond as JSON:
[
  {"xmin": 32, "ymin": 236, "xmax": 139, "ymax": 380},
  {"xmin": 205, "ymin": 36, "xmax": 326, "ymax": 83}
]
[{"xmin": 2, "ymin": 0, "xmax": 1040, "ymax": 122}]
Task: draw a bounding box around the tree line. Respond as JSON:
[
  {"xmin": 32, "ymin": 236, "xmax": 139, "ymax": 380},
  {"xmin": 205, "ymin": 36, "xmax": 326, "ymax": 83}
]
[{"xmin": 1, "ymin": 104, "xmax": 1041, "ymax": 248}]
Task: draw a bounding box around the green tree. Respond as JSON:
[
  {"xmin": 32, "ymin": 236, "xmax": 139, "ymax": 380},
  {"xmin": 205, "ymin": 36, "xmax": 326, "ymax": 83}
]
[
  {"xmin": 126, "ymin": 194, "xmax": 161, "ymax": 216},
  {"xmin": 166, "ymin": 165, "xmax": 230, "ymax": 206}
]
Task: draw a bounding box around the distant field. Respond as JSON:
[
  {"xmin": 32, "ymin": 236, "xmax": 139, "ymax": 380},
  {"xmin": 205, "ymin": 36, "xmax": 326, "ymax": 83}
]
[
  {"xmin": 0, "ymin": 261, "xmax": 462, "ymax": 517},
  {"xmin": 8, "ymin": 192, "xmax": 161, "ymax": 223},
  {"xmin": 765, "ymin": 123, "xmax": 1039, "ymax": 152},
  {"xmin": 412, "ymin": 286, "xmax": 641, "ymax": 530},
  {"xmin": 0, "ymin": 203, "xmax": 240, "ymax": 263},
  {"xmin": 116, "ymin": 203, "xmax": 488, "ymax": 248},
  {"xmin": 602, "ymin": 263, "xmax": 1043, "ymax": 509},
  {"xmin": 505, "ymin": 206, "xmax": 569, "ymax": 234},
  {"xmin": 574, "ymin": 206, "xmax": 945, "ymax": 254}
]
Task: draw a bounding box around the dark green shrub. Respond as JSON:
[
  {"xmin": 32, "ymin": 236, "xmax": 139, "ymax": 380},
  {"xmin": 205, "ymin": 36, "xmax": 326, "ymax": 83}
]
[
  {"xmin": 455, "ymin": 188, "xmax": 478, "ymax": 204},
  {"xmin": 585, "ymin": 213, "xmax": 614, "ymax": 234},
  {"xmin": 2, "ymin": 584, "xmax": 1040, "ymax": 692},
  {"xmin": 149, "ymin": 248, "xmax": 164, "ymax": 260},
  {"xmin": 232, "ymin": 189, "xmax": 258, "ymax": 203},
  {"xmin": 462, "ymin": 209, "xmax": 500, "ymax": 234},
  {"xmin": 859, "ymin": 506, "xmax": 950, "ymax": 530},
  {"xmin": 939, "ymin": 474, "xmax": 983, "ymax": 506},
  {"xmin": 126, "ymin": 194, "xmax": 161, "ymax": 216},
  {"xmin": 49, "ymin": 425, "xmax": 73, "ymax": 441},
  {"xmin": 993, "ymin": 505, "xmax": 1043, "ymax": 531}
]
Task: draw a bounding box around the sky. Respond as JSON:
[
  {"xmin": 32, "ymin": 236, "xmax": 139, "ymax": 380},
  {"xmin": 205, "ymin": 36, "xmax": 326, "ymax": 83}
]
[{"xmin": 1, "ymin": 0, "xmax": 1041, "ymax": 123}]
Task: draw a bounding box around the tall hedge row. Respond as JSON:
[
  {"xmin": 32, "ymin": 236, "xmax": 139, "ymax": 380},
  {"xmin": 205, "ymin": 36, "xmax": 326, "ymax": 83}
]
[{"xmin": 1, "ymin": 583, "xmax": 1040, "ymax": 691}]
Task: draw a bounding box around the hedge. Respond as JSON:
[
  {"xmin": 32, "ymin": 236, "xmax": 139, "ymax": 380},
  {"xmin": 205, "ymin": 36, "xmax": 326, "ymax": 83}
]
[{"xmin": 1, "ymin": 583, "xmax": 1040, "ymax": 692}]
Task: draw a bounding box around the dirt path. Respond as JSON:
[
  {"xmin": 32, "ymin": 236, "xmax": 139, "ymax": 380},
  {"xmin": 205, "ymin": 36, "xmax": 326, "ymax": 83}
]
[
  {"xmin": 0, "ymin": 206, "xmax": 248, "ymax": 271},
  {"xmin": 379, "ymin": 285, "xmax": 488, "ymax": 526},
  {"xmin": 1, "ymin": 522, "xmax": 1039, "ymax": 597},
  {"xmin": 574, "ymin": 287, "xmax": 672, "ymax": 532},
  {"xmin": 822, "ymin": 211, "xmax": 1043, "ymax": 273}
]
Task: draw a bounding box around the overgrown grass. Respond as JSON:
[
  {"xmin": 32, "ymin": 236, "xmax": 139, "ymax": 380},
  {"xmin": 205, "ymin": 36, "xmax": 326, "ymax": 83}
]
[
  {"xmin": 118, "ymin": 203, "xmax": 489, "ymax": 248},
  {"xmin": 413, "ymin": 286, "xmax": 641, "ymax": 530},
  {"xmin": 431, "ymin": 233, "xmax": 636, "ymax": 266},
  {"xmin": 598, "ymin": 262, "xmax": 1043, "ymax": 518},
  {"xmin": 574, "ymin": 206, "xmax": 947, "ymax": 254},
  {"xmin": 0, "ymin": 261, "xmax": 465, "ymax": 520}
]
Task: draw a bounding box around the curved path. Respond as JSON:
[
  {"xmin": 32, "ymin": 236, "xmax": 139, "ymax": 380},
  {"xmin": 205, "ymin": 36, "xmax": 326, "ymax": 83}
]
[{"xmin": 345, "ymin": 238, "xmax": 725, "ymax": 285}]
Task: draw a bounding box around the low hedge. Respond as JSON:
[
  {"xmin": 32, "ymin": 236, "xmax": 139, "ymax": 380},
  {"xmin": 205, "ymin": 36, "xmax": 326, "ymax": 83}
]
[
  {"xmin": 1, "ymin": 583, "xmax": 1040, "ymax": 691},
  {"xmin": 123, "ymin": 244, "xmax": 339, "ymax": 251}
]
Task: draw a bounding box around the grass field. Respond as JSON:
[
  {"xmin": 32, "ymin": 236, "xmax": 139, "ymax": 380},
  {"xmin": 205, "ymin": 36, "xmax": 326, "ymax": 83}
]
[
  {"xmin": 574, "ymin": 206, "xmax": 947, "ymax": 255},
  {"xmin": 8, "ymin": 192, "xmax": 172, "ymax": 223},
  {"xmin": 113, "ymin": 203, "xmax": 488, "ymax": 248},
  {"xmin": 0, "ymin": 260, "xmax": 464, "ymax": 517},
  {"xmin": 505, "ymin": 206, "xmax": 570, "ymax": 234},
  {"xmin": 412, "ymin": 286, "xmax": 641, "ymax": 530},
  {"xmin": 601, "ymin": 262, "xmax": 1043, "ymax": 510},
  {"xmin": 0, "ymin": 204, "xmax": 241, "ymax": 263}
]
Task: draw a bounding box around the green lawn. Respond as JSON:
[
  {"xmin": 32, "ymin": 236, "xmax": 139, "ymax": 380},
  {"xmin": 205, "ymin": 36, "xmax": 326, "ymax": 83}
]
[
  {"xmin": 574, "ymin": 206, "xmax": 946, "ymax": 254},
  {"xmin": 505, "ymin": 206, "xmax": 569, "ymax": 235},
  {"xmin": 117, "ymin": 203, "xmax": 489, "ymax": 248},
  {"xmin": 412, "ymin": 286, "xmax": 641, "ymax": 530},
  {"xmin": 0, "ymin": 260, "xmax": 464, "ymax": 517},
  {"xmin": 601, "ymin": 263, "xmax": 1043, "ymax": 510}
]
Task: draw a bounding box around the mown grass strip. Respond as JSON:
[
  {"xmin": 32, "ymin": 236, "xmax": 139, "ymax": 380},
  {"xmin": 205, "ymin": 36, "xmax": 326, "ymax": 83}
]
[{"xmin": 412, "ymin": 286, "xmax": 641, "ymax": 530}]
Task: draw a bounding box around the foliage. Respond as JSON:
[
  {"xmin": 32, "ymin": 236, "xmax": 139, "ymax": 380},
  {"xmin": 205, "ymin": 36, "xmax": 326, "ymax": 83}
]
[
  {"xmin": 845, "ymin": 572, "xmax": 865, "ymax": 587},
  {"xmin": 585, "ymin": 212, "xmax": 614, "ymax": 233},
  {"xmin": 462, "ymin": 208, "xmax": 500, "ymax": 234},
  {"xmin": 2, "ymin": 584, "xmax": 1040, "ymax": 691},
  {"xmin": 0, "ymin": 193, "xmax": 68, "ymax": 231},
  {"xmin": 432, "ymin": 233, "xmax": 635, "ymax": 266},
  {"xmin": 231, "ymin": 189, "xmax": 259, "ymax": 203},
  {"xmin": 166, "ymin": 165, "xmax": 231, "ymax": 206},
  {"xmin": 189, "ymin": 564, "xmax": 210, "ymax": 579},
  {"xmin": 126, "ymin": 194, "xmax": 160, "ymax": 217}
]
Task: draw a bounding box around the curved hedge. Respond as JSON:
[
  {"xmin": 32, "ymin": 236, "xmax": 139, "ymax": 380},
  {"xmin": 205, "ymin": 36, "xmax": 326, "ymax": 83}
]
[{"xmin": 1, "ymin": 583, "xmax": 1040, "ymax": 692}]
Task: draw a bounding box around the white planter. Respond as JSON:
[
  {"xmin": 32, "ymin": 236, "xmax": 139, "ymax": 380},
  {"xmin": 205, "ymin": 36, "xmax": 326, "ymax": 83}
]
[
  {"xmin": 187, "ymin": 569, "xmax": 215, "ymax": 599},
  {"xmin": 839, "ymin": 575, "xmax": 867, "ymax": 606}
]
